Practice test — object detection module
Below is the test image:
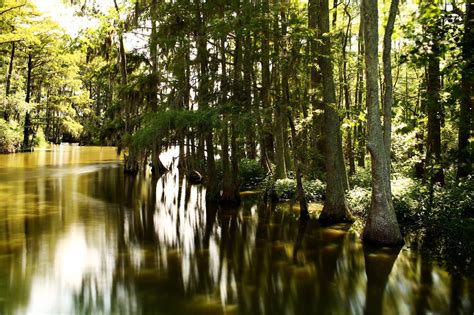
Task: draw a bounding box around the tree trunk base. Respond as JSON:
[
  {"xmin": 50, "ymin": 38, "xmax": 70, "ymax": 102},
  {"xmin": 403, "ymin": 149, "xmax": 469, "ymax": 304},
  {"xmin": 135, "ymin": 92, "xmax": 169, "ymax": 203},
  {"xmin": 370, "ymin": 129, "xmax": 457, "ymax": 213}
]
[
  {"xmin": 219, "ymin": 197, "xmax": 241, "ymax": 205},
  {"xmin": 188, "ymin": 170, "xmax": 203, "ymax": 184},
  {"xmin": 362, "ymin": 213, "xmax": 404, "ymax": 246},
  {"xmin": 124, "ymin": 156, "xmax": 139, "ymax": 175},
  {"xmin": 205, "ymin": 180, "xmax": 220, "ymax": 203},
  {"xmin": 219, "ymin": 188, "xmax": 241, "ymax": 205},
  {"xmin": 151, "ymin": 160, "xmax": 168, "ymax": 179},
  {"xmin": 319, "ymin": 204, "xmax": 354, "ymax": 224}
]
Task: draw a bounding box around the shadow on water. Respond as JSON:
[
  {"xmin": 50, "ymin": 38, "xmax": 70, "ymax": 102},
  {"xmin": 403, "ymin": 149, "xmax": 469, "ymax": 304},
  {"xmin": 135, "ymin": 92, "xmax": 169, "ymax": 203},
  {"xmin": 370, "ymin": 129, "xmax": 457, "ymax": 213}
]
[
  {"xmin": 0, "ymin": 146, "xmax": 473, "ymax": 314},
  {"xmin": 363, "ymin": 244, "xmax": 401, "ymax": 315}
]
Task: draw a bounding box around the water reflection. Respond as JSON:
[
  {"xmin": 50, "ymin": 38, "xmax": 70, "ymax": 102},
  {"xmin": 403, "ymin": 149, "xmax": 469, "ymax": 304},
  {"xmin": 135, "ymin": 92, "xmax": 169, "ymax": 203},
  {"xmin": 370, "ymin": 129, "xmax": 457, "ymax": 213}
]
[{"xmin": 0, "ymin": 146, "xmax": 472, "ymax": 314}]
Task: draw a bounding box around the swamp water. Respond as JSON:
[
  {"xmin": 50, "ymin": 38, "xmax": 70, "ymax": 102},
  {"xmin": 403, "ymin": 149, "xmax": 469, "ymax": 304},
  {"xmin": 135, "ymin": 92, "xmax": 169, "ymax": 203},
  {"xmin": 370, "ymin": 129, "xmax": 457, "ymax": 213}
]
[{"xmin": 0, "ymin": 146, "xmax": 472, "ymax": 314}]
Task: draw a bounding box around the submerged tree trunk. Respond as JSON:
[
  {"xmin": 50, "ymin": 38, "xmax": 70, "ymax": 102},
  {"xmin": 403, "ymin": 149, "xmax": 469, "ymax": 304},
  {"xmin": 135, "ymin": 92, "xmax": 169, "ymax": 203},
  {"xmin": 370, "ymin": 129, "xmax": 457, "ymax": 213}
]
[
  {"xmin": 317, "ymin": 0, "xmax": 353, "ymax": 224},
  {"xmin": 361, "ymin": 0, "xmax": 403, "ymax": 246}
]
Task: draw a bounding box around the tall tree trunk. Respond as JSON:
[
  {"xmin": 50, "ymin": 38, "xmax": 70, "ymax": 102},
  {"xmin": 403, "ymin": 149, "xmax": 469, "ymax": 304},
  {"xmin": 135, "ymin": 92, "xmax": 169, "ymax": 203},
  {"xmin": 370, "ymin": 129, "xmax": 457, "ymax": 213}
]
[
  {"xmin": 382, "ymin": 0, "xmax": 399, "ymax": 192},
  {"xmin": 281, "ymin": 2, "xmax": 292, "ymax": 175},
  {"xmin": 219, "ymin": 24, "xmax": 236, "ymax": 203},
  {"xmin": 273, "ymin": 6, "xmax": 287, "ymax": 180},
  {"xmin": 150, "ymin": 0, "xmax": 167, "ymax": 178},
  {"xmin": 196, "ymin": 0, "xmax": 218, "ymax": 201},
  {"xmin": 308, "ymin": 0, "xmax": 325, "ymax": 175},
  {"xmin": 261, "ymin": 0, "xmax": 274, "ymax": 168},
  {"xmin": 457, "ymin": 1, "xmax": 473, "ymax": 179},
  {"xmin": 426, "ymin": 47, "xmax": 445, "ymax": 185},
  {"xmin": 224, "ymin": 1, "xmax": 243, "ymax": 204},
  {"xmin": 22, "ymin": 53, "xmax": 33, "ymax": 151},
  {"xmin": 423, "ymin": 0, "xmax": 444, "ymax": 186},
  {"xmin": 4, "ymin": 41, "xmax": 15, "ymax": 121},
  {"xmin": 355, "ymin": 21, "xmax": 366, "ymax": 168},
  {"xmin": 317, "ymin": 0, "xmax": 353, "ymax": 224},
  {"xmin": 114, "ymin": 0, "xmax": 138, "ymax": 174},
  {"xmin": 361, "ymin": 0, "xmax": 403, "ymax": 246},
  {"xmin": 243, "ymin": 25, "xmax": 257, "ymax": 159},
  {"xmin": 342, "ymin": 8, "xmax": 355, "ymax": 176},
  {"xmin": 288, "ymin": 111, "xmax": 309, "ymax": 218}
]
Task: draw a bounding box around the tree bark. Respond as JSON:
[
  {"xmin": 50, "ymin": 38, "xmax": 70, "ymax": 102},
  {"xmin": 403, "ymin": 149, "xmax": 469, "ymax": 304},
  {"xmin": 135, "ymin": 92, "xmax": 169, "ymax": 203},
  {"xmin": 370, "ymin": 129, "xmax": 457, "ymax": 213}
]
[
  {"xmin": 361, "ymin": 0, "xmax": 403, "ymax": 246},
  {"xmin": 317, "ymin": 0, "xmax": 353, "ymax": 224},
  {"xmin": 382, "ymin": 0, "xmax": 399, "ymax": 192}
]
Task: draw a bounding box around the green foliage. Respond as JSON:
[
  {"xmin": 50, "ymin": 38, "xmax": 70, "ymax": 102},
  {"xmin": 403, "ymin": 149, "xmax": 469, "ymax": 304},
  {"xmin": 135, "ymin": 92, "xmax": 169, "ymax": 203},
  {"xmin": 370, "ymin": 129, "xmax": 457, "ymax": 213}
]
[
  {"xmin": 274, "ymin": 178, "xmax": 297, "ymax": 200},
  {"xmin": 347, "ymin": 186, "xmax": 371, "ymax": 217},
  {"xmin": 131, "ymin": 109, "xmax": 218, "ymax": 150},
  {"xmin": 302, "ymin": 179, "xmax": 326, "ymax": 201},
  {"xmin": 238, "ymin": 159, "xmax": 266, "ymax": 191},
  {"xmin": 33, "ymin": 127, "xmax": 48, "ymax": 148},
  {"xmin": 348, "ymin": 168, "xmax": 372, "ymax": 189},
  {"xmin": 271, "ymin": 178, "xmax": 326, "ymax": 202},
  {"xmin": 392, "ymin": 177, "xmax": 474, "ymax": 275},
  {"xmin": 395, "ymin": 177, "xmax": 474, "ymax": 227},
  {"xmin": 0, "ymin": 119, "xmax": 21, "ymax": 153}
]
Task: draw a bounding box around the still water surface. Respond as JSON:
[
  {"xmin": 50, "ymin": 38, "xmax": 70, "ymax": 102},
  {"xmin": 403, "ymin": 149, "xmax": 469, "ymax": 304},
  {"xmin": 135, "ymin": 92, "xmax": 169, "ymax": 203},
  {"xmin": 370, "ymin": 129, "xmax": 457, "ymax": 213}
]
[{"xmin": 0, "ymin": 146, "xmax": 472, "ymax": 315}]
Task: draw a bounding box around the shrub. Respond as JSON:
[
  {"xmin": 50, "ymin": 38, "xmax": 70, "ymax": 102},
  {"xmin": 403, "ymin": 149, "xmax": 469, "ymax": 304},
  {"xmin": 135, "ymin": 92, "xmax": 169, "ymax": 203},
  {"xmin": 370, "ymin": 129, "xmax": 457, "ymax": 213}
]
[
  {"xmin": 302, "ymin": 179, "xmax": 325, "ymax": 201},
  {"xmin": 0, "ymin": 119, "xmax": 22, "ymax": 153},
  {"xmin": 347, "ymin": 186, "xmax": 371, "ymax": 217},
  {"xmin": 239, "ymin": 159, "xmax": 267, "ymax": 190},
  {"xmin": 349, "ymin": 168, "xmax": 372, "ymax": 188},
  {"xmin": 271, "ymin": 178, "xmax": 326, "ymax": 202},
  {"xmin": 274, "ymin": 178, "xmax": 297, "ymax": 200},
  {"xmin": 33, "ymin": 127, "xmax": 48, "ymax": 148}
]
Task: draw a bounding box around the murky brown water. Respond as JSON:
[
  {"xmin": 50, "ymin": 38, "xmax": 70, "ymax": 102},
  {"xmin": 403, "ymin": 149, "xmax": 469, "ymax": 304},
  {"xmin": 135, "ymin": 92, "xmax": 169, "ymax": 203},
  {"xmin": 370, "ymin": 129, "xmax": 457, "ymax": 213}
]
[{"xmin": 0, "ymin": 146, "xmax": 472, "ymax": 314}]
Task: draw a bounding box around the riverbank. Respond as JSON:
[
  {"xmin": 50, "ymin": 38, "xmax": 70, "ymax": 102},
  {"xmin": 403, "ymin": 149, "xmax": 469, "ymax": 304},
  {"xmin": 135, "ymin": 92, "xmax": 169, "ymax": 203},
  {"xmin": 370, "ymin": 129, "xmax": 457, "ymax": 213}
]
[{"xmin": 263, "ymin": 179, "xmax": 474, "ymax": 278}]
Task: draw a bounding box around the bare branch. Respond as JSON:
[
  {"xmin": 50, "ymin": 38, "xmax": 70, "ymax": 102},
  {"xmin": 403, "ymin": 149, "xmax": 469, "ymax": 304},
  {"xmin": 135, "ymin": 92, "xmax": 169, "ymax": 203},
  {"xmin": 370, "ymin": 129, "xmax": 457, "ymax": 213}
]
[{"xmin": 0, "ymin": 2, "xmax": 26, "ymax": 16}]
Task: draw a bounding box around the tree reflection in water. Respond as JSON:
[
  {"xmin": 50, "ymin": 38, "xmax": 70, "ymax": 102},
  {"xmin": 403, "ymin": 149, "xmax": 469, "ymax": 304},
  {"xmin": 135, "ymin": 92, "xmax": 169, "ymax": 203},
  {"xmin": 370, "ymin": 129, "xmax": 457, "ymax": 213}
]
[{"xmin": 0, "ymin": 147, "xmax": 472, "ymax": 314}]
